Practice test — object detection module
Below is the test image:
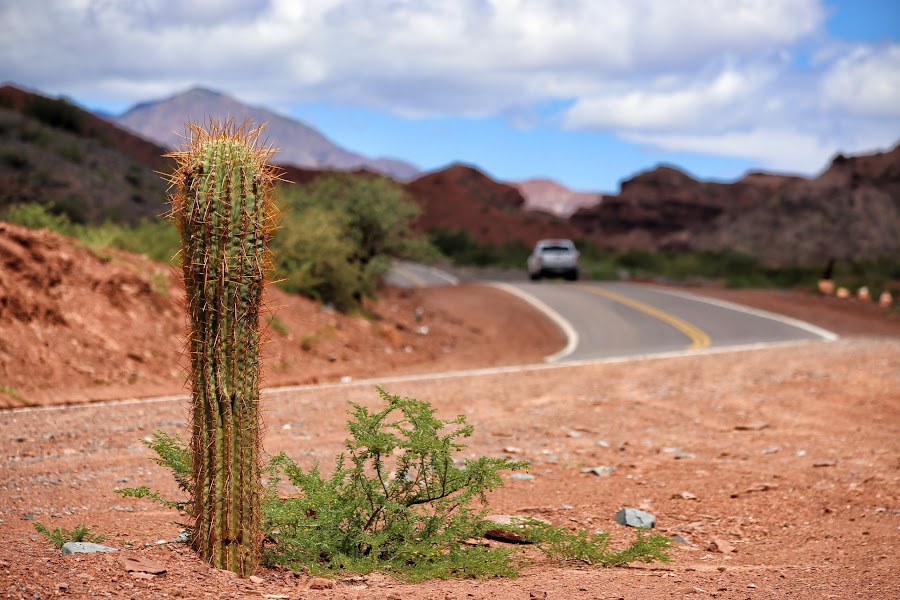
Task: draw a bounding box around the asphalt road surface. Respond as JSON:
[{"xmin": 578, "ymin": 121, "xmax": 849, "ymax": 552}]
[
  {"xmin": 498, "ymin": 281, "xmax": 836, "ymax": 362},
  {"xmin": 384, "ymin": 260, "xmax": 460, "ymax": 288}
]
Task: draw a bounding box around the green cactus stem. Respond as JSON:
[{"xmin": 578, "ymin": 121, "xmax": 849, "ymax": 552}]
[{"xmin": 167, "ymin": 119, "xmax": 280, "ymax": 576}]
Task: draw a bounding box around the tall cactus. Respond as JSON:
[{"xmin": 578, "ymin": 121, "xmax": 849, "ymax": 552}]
[{"xmin": 167, "ymin": 119, "xmax": 279, "ymax": 576}]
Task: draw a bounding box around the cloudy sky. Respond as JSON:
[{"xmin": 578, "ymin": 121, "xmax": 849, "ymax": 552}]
[{"xmin": 2, "ymin": 0, "xmax": 899, "ymax": 191}]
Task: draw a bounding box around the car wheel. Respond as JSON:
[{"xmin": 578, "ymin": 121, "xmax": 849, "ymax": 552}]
[{"xmin": 529, "ymin": 272, "xmax": 541, "ymax": 281}]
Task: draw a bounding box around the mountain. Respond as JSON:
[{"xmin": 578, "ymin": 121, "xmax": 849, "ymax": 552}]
[
  {"xmin": 405, "ymin": 164, "xmax": 580, "ymax": 246},
  {"xmin": 690, "ymin": 147, "xmax": 900, "ymax": 267},
  {"xmin": 116, "ymin": 88, "xmax": 420, "ymax": 181},
  {"xmin": 570, "ymin": 146, "xmax": 900, "ymax": 267},
  {"xmin": 0, "ymin": 85, "xmax": 171, "ymax": 224},
  {"xmin": 512, "ymin": 178, "xmax": 602, "ymax": 218}
]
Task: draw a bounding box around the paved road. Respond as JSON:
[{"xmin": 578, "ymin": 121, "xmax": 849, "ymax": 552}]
[
  {"xmin": 384, "ymin": 260, "xmax": 460, "ymax": 288},
  {"xmin": 499, "ymin": 281, "xmax": 836, "ymax": 362}
]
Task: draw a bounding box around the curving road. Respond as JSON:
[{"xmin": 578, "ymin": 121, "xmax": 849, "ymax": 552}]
[{"xmin": 494, "ymin": 281, "xmax": 837, "ymax": 362}]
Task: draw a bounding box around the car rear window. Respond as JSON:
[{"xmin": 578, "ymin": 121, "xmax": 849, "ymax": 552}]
[{"xmin": 542, "ymin": 245, "xmax": 572, "ymax": 252}]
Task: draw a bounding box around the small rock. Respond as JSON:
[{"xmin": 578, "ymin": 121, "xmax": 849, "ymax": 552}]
[
  {"xmin": 530, "ymin": 592, "xmax": 548, "ymax": 599},
  {"xmin": 596, "ymin": 440, "xmax": 610, "ymax": 448},
  {"xmin": 502, "ymin": 446, "xmax": 523, "ymax": 454},
  {"xmin": 116, "ymin": 477, "xmax": 129, "ymax": 483},
  {"xmin": 745, "ymin": 483, "xmax": 779, "ymax": 494},
  {"xmin": 747, "ymin": 583, "xmax": 757, "ymax": 589},
  {"xmin": 670, "ymin": 534, "xmax": 695, "ymax": 546},
  {"xmin": 309, "ymin": 577, "xmax": 333, "ymax": 590},
  {"xmin": 581, "ymin": 466, "xmax": 616, "ymax": 477},
  {"xmin": 614, "ymin": 508, "xmax": 656, "ymax": 529},
  {"xmin": 482, "ymin": 514, "xmax": 548, "ymax": 543},
  {"xmin": 567, "ymin": 431, "xmax": 582, "ymax": 438},
  {"xmin": 130, "ymin": 572, "xmax": 155, "ymax": 580},
  {"xmin": 484, "ymin": 528, "xmax": 530, "ymax": 543},
  {"xmin": 249, "ymin": 575, "xmax": 264, "ymax": 584},
  {"xmin": 510, "ymin": 473, "xmax": 535, "ymax": 480},
  {"xmin": 762, "ymin": 447, "xmax": 780, "ymax": 454},
  {"xmin": 813, "ymin": 460, "xmax": 837, "ymax": 467},
  {"xmin": 707, "ymin": 538, "xmax": 735, "ymax": 554},
  {"xmin": 61, "ymin": 542, "xmax": 117, "ymax": 555},
  {"xmin": 734, "ymin": 422, "xmax": 769, "ymax": 431},
  {"xmin": 120, "ymin": 556, "xmax": 166, "ymax": 575},
  {"xmin": 674, "ymin": 452, "xmax": 695, "ymax": 460},
  {"xmin": 672, "ymin": 491, "xmax": 697, "ymax": 500}
]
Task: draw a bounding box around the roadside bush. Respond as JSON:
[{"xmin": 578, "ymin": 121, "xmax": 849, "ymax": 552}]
[
  {"xmin": 429, "ymin": 227, "xmax": 529, "ymax": 267},
  {"xmin": 1, "ymin": 202, "xmax": 179, "ymax": 264},
  {"xmin": 273, "ymin": 206, "xmax": 361, "ymax": 312},
  {"xmin": 2, "ymin": 202, "xmax": 72, "ymax": 233},
  {"xmin": 24, "ymin": 96, "xmax": 84, "ymax": 134},
  {"xmin": 273, "ymin": 175, "xmax": 437, "ymax": 311}
]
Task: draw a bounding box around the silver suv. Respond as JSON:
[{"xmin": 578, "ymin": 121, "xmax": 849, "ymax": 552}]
[{"xmin": 527, "ymin": 239, "xmax": 579, "ymax": 281}]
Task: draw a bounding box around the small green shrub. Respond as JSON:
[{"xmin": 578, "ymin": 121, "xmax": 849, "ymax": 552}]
[
  {"xmin": 267, "ymin": 315, "xmax": 290, "ymax": 336},
  {"xmin": 2, "ymin": 203, "xmax": 72, "ymax": 233},
  {"xmin": 264, "ymin": 388, "xmax": 530, "ymax": 580},
  {"xmin": 513, "ymin": 518, "xmax": 671, "ymax": 566},
  {"xmin": 116, "ymin": 431, "xmax": 191, "ymax": 514},
  {"xmin": 56, "ymin": 143, "xmax": 84, "ymax": 164},
  {"xmin": 2, "ymin": 149, "xmax": 30, "ymax": 170},
  {"xmin": 0, "ymin": 384, "xmax": 25, "ymax": 402},
  {"xmin": 33, "ymin": 522, "xmax": 108, "ymax": 549},
  {"xmin": 24, "ymin": 96, "xmax": 84, "ymax": 134},
  {"xmin": 429, "ymin": 227, "xmax": 530, "ymax": 267},
  {"xmin": 120, "ymin": 388, "xmax": 672, "ymax": 581}
]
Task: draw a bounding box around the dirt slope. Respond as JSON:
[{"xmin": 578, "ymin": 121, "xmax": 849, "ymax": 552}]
[{"xmin": 0, "ymin": 222, "xmax": 564, "ymax": 408}]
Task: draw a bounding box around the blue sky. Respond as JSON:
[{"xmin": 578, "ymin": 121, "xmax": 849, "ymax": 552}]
[{"xmin": 2, "ymin": 0, "xmax": 898, "ymax": 192}]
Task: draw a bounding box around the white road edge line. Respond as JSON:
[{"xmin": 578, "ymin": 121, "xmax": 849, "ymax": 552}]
[
  {"xmin": 427, "ymin": 266, "xmax": 460, "ymax": 286},
  {"xmin": 648, "ymin": 286, "xmax": 839, "ymax": 341},
  {"xmin": 5, "ymin": 338, "xmax": 832, "ymax": 415},
  {"xmin": 485, "ymin": 282, "xmax": 579, "ymax": 362}
]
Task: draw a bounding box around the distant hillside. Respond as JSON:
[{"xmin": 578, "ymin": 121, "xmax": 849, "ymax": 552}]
[
  {"xmin": 571, "ymin": 145, "xmax": 900, "ymax": 267},
  {"xmin": 0, "ymin": 85, "xmax": 170, "ymax": 224},
  {"xmin": 692, "ymin": 147, "xmax": 900, "ymax": 267},
  {"xmin": 405, "ymin": 164, "xmax": 580, "ymax": 246},
  {"xmin": 116, "ymin": 87, "xmax": 420, "ymax": 181},
  {"xmin": 512, "ymin": 178, "xmax": 602, "ymax": 218}
]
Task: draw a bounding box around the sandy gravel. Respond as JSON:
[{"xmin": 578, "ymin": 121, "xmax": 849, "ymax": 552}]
[{"xmin": 2, "ymin": 335, "xmax": 898, "ymax": 599}]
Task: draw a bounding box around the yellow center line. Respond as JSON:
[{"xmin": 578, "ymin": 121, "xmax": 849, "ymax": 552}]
[{"xmin": 579, "ymin": 286, "xmax": 711, "ymax": 350}]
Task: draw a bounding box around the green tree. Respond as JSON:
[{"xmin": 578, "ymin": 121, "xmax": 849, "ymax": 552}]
[
  {"xmin": 274, "ymin": 174, "xmax": 434, "ymax": 310},
  {"xmin": 274, "ymin": 206, "xmax": 360, "ymax": 311}
]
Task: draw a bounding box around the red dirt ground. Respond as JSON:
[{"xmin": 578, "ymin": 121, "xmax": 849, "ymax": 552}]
[{"xmin": 1, "ymin": 223, "xmax": 898, "ymax": 599}]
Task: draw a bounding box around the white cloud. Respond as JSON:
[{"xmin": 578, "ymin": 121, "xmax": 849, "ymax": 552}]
[
  {"xmin": 821, "ymin": 44, "xmax": 900, "ymax": 117},
  {"xmin": 624, "ymin": 128, "xmax": 836, "ymax": 173},
  {"xmin": 1, "ymin": 0, "xmax": 897, "ymax": 179},
  {"xmin": 0, "ymin": 0, "xmax": 825, "ymax": 114},
  {"xmin": 563, "ymin": 65, "xmax": 772, "ymax": 131}
]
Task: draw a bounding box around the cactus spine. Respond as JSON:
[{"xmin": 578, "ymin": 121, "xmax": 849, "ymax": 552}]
[{"xmin": 168, "ymin": 119, "xmax": 279, "ymax": 576}]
